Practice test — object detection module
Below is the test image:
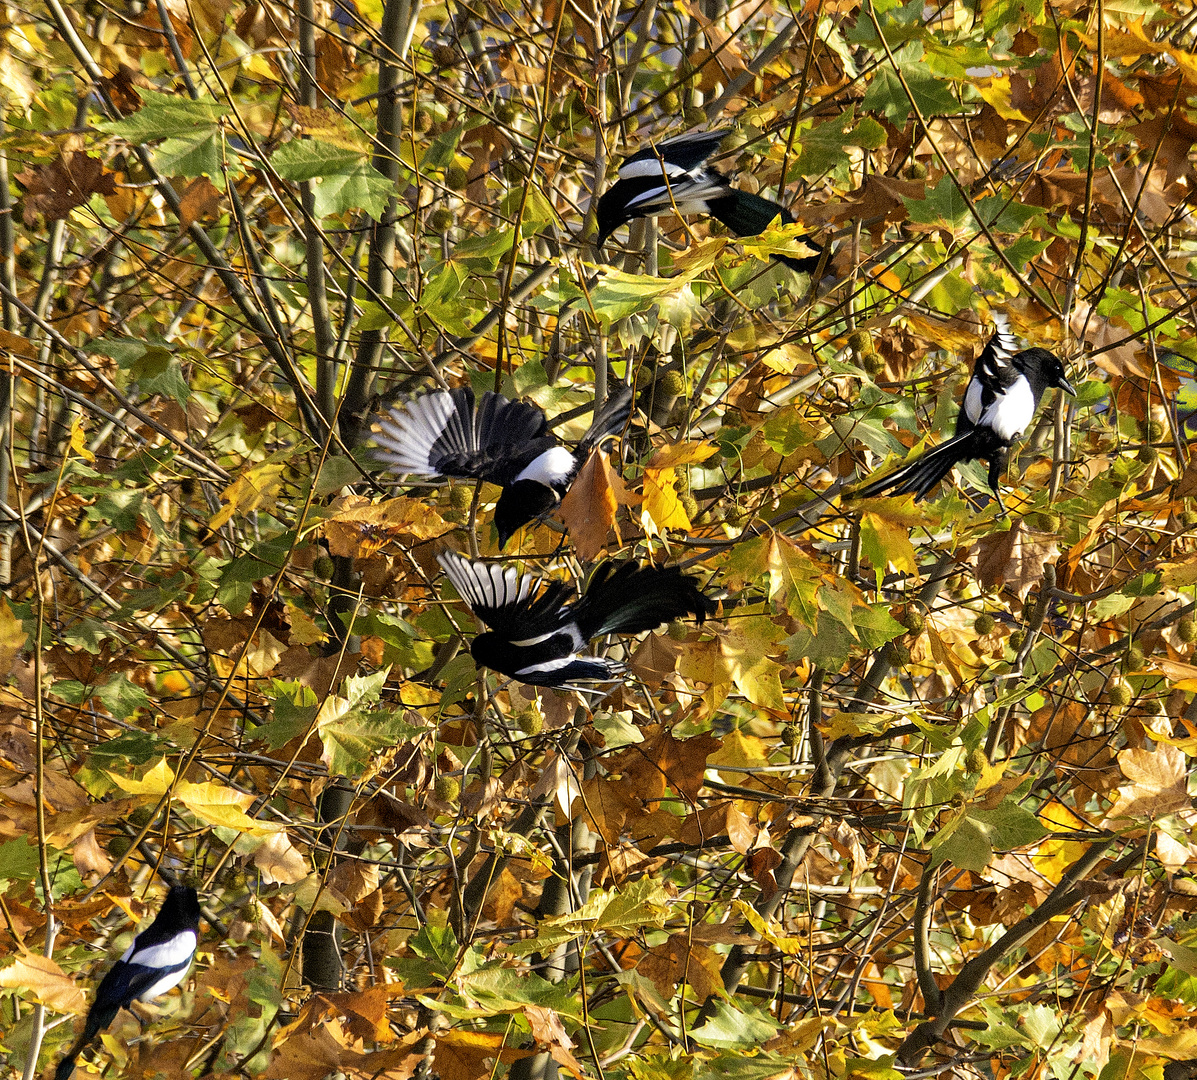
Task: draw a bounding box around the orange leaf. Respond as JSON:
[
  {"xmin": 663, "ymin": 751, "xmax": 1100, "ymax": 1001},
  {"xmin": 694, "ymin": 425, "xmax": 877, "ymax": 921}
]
[{"xmin": 557, "ymin": 449, "xmax": 617, "ymax": 562}]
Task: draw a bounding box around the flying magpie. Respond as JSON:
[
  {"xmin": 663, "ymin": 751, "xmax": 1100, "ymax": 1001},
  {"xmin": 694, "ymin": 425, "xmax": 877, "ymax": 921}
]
[
  {"xmin": 853, "ymin": 316, "xmax": 1076, "ymax": 513},
  {"xmin": 595, "ymin": 129, "xmax": 825, "ymax": 275},
  {"xmin": 373, "ymin": 383, "xmax": 634, "ymax": 548},
  {"xmin": 437, "ymin": 551, "xmax": 716, "ymax": 686},
  {"xmin": 56, "ymin": 885, "xmax": 201, "ymax": 1080}
]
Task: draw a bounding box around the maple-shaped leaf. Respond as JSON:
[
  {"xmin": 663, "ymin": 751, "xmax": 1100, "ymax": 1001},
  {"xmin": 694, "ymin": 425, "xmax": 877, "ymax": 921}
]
[
  {"xmin": 969, "ymin": 518, "xmax": 1061, "ymax": 602},
  {"xmin": 557, "ymin": 448, "xmax": 637, "ymax": 561},
  {"xmin": 1104, "ymin": 744, "xmax": 1191, "ymax": 824},
  {"xmin": 628, "ymin": 632, "xmax": 680, "ymax": 688},
  {"xmin": 321, "ymin": 494, "xmax": 452, "ymax": 557},
  {"xmin": 16, "ymin": 152, "xmax": 117, "ymax": 226}
]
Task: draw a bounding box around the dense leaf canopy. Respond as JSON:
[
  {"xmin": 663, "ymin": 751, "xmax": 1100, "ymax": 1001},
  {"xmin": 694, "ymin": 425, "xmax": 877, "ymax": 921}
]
[{"xmin": 1, "ymin": 0, "xmax": 1196, "ymax": 1078}]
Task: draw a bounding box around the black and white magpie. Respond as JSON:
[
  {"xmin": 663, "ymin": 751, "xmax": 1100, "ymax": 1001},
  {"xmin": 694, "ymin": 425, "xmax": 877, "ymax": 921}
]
[
  {"xmin": 56, "ymin": 885, "xmax": 201, "ymax": 1080},
  {"xmin": 853, "ymin": 317, "xmax": 1076, "ymax": 513},
  {"xmin": 595, "ymin": 129, "xmax": 825, "ymax": 274},
  {"xmin": 437, "ymin": 551, "xmax": 715, "ymax": 686},
  {"xmin": 374, "ymin": 384, "xmax": 633, "ymax": 548}
]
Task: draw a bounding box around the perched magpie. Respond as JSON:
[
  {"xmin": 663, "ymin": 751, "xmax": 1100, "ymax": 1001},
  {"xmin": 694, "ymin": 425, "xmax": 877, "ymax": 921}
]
[
  {"xmin": 437, "ymin": 551, "xmax": 715, "ymax": 686},
  {"xmin": 56, "ymin": 885, "xmax": 201, "ymax": 1080},
  {"xmin": 853, "ymin": 317, "xmax": 1076, "ymax": 513},
  {"xmin": 595, "ymin": 129, "xmax": 824, "ymax": 274},
  {"xmin": 374, "ymin": 384, "xmax": 633, "ymax": 548}
]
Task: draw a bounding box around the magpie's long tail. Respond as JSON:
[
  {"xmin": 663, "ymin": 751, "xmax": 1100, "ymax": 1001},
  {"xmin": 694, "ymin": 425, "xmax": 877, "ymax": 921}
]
[
  {"xmin": 55, "ymin": 1007, "xmax": 115, "ymax": 1080},
  {"xmin": 575, "ymin": 563, "xmax": 716, "ymax": 640},
  {"xmin": 707, "ymin": 192, "xmax": 826, "ymax": 275},
  {"xmin": 853, "ymin": 430, "xmax": 986, "ymax": 502},
  {"xmin": 577, "ymin": 383, "xmax": 634, "ymax": 456}
]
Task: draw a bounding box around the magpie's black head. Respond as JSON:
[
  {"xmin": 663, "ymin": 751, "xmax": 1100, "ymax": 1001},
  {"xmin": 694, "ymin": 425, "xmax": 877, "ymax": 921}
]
[
  {"xmin": 1018, "ymin": 347, "xmax": 1077, "ymax": 397},
  {"xmin": 495, "ymin": 480, "xmax": 560, "ymax": 549},
  {"xmin": 594, "ymin": 187, "xmax": 627, "ymax": 251},
  {"xmin": 160, "ymin": 885, "xmax": 202, "ymax": 931}
]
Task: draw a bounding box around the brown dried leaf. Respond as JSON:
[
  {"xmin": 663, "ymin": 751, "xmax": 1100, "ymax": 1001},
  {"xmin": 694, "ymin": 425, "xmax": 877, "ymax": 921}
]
[
  {"xmin": 968, "ymin": 519, "xmax": 1060, "ymax": 601},
  {"xmin": 1104, "ymin": 744, "xmax": 1190, "ymax": 823},
  {"xmin": 177, "ymin": 176, "xmax": 223, "ymax": 229},
  {"xmin": 16, "ymin": 152, "xmax": 117, "ymax": 226},
  {"xmin": 557, "ymin": 449, "xmax": 617, "ymax": 562},
  {"xmin": 525, "ymin": 1005, "xmax": 585, "ymax": 1078},
  {"xmin": 253, "ymin": 830, "xmax": 309, "ymax": 885}
]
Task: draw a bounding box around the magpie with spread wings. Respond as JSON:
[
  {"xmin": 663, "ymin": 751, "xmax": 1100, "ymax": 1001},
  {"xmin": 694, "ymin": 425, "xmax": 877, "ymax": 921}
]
[
  {"xmin": 437, "ymin": 551, "xmax": 715, "ymax": 686},
  {"xmin": 595, "ymin": 129, "xmax": 825, "ymax": 275},
  {"xmin": 374, "ymin": 384, "xmax": 633, "ymax": 548}
]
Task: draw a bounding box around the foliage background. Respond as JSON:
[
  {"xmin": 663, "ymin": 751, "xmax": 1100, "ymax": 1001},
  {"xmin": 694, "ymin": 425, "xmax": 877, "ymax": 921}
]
[{"xmin": 0, "ymin": 0, "xmax": 1196, "ymax": 1077}]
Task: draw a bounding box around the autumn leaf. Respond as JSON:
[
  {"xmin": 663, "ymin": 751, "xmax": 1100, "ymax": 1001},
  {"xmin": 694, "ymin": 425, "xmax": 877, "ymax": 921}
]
[
  {"xmin": 16, "ymin": 152, "xmax": 116, "ymax": 226},
  {"xmin": 0, "ymin": 953, "xmax": 86, "ymax": 1013},
  {"xmin": 557, "ymin": 449, "xmax": 631, "ymax": 561}
]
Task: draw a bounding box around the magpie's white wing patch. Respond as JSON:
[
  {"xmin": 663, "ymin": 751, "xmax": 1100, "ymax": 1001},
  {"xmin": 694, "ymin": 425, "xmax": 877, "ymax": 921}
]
[
  {"xmin": 123, "ymin": 930, "xmax": 197, "ymax": 970},
  {"xmin": 133, "ymin": 961, "xmax": 193, "ymax": 1002},
  {"xmin": 618, "ymin": 158, "xmax": 690, "ymax": 182},
  {"xmin": 962, "ymin": 376, "xmax": 984, "ymax": 426},
  {"xmin": 438, "ymin": 551, "xmax": 537, "ymax": 623},
  {"xmin": 513, "ymin": 446, "xmax": 576, "ymax": 488},
  {"xmin": 510, "ymin": 624, "xmax": 585, "ymax": 650},
  {"xmin": 374, "ymin": 391, "xmax": 459, "ymax": 475},
  {"xmin": 623, "ymin": 176, "xmax": 726, "ymax": 213}
]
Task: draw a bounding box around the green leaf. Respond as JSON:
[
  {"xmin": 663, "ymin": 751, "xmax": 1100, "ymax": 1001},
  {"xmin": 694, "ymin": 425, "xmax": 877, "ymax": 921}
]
[
  {"xmin": 271, "ymin": 139, "xmax": 366, "ymax": 182},
  {"xmin": 93, "ymin": 674, "xmax": 151, "ymax": 721},
  {"xmin": 795, "ymin": 110, "xmax": 887, "ymax": 177},
  {"xmin": 904, "ymin": 176, "xmax": 973, "ymax": 234},
  {"xmin": 252, "ymin": 682, "xmax": 319, "ymax": 750},
  {"xmin": 309, "ymin": 162, "xmax": 393, "ymax": 220},
  {"xmin": 0, "ymin": 837, "xmax": 41, "ymax": 882},
  {"xmin": 688, "ymin": 998, "xmax": 780, "ymax": 1048},
  {"xmin": 862, "ymin": 46, "xmax": 960, "ymax": 125},
  {"xmin": 408, "ymin": 912, "xmax": 460, "ymax": 975},
  {"xmin": 88, "ymin": 729, "xmax": 164, "ymax": 767},
  {"xmin": 155, "ymin": 130, "xmax": 223, "ymax": 178},
  {"xmin": 312, "ymin": 455, "xmax": 361, "ymax": 497},
  {"xmin": 95, "ymin": 90, "xmax": 227, "ymax": 142}
]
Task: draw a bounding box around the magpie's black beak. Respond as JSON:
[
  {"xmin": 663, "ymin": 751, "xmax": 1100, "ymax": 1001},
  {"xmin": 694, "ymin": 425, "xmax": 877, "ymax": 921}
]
[{"xmin": 1058, "ymin": 375, "xmax": 1077, "ymax": 396}]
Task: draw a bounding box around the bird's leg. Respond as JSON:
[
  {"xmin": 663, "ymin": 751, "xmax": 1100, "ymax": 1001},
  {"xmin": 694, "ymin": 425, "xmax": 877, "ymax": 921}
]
[{"xmin": 988, "ymin": 450, "xmax": 1010, "ymax": 516}]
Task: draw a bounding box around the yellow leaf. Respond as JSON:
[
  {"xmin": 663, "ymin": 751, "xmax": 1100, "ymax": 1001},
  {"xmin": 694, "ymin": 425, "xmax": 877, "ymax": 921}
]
[
  {"xmin": 209, "ymin": 463, "xmax": 287, "ymax": 531},
  {"xmin": 0, "ymin": 595, "xmax": 28, "ymax": 679},
  {"xmin": 177, "ymin": 781, "xmax": 284, "ymax": 835},
  {"xmin": 107, "ymin": 758, "xmax": 176, "ymax": 795},
  {"xmin": 67, "ymin": 417, "xmax": 95, "ymax": 462},
  {"xmin": 732, "ymin": 899, "xmax": 805, "ymax": 955},
  {"xmin": 645, "ymin": 441, "xmax": 718, "ymax": 470},
  {"xmin": 641, "ymin": 466, "xmax": 691, "ymax": 534}
]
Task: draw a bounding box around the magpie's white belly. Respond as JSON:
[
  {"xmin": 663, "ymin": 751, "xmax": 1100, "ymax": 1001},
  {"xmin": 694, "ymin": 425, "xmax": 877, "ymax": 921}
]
[{"xmin": 981, "ymin": 377, "xmax": 1034, "ymax": 441}]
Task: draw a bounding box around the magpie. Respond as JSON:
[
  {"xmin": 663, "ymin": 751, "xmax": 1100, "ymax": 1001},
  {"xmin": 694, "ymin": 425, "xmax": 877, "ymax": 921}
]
[
  {"xmin": 56, "ymin": 885, "xmax": 201, "ymax": 1080},
  {"xmin": 373, "ymin": 384, "xmax": 633, "ymax": 548},
  {"xmin": 853, "ymin": 316, "xmax": 1076, "ymax": 513},
  {"xmin": 437, "ymin": 551, "xmax": 715, "ymax": 686},
  {"xmin": 595, "ymin": 129, "xmax": 825, "ymax": 275}
]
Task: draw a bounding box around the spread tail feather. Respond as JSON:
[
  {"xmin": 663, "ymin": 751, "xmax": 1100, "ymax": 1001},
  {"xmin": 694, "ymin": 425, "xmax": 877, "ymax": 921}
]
[
  {"xmin": 575, "ymin": 564, "xmax": 715, "ymax": 640},
  {"xmin": 854, "ymin": 430, "xmax": 984, "ymax": 502}
]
